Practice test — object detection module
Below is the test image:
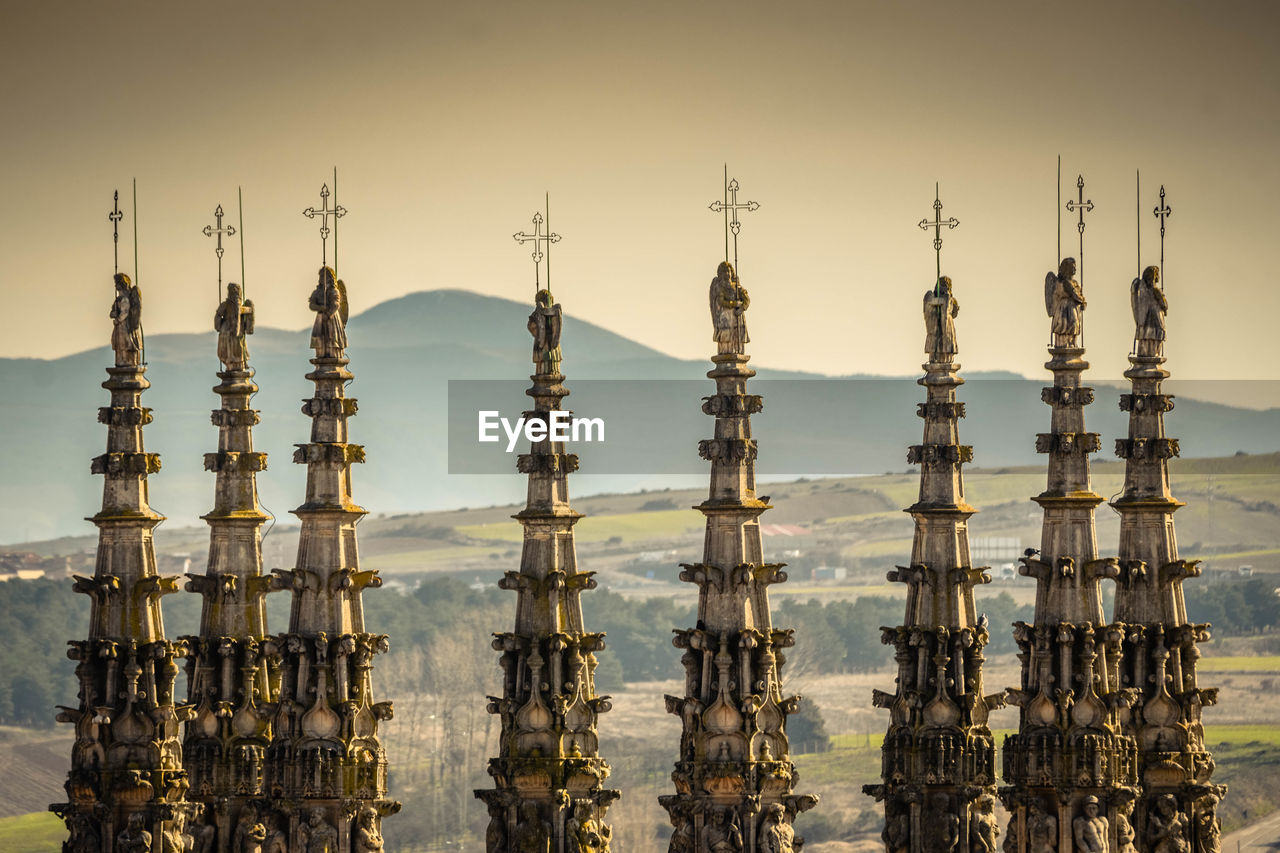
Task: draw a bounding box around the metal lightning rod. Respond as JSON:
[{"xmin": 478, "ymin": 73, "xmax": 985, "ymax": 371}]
[
  {"xmin": 1136, "ymin": 170, "xmax": 1141, "ymax": 278},
  {"xmin": 133, "ymin": 178, "xmax": 145, "ymax": 364},
  {"xmin": 133, "ymin": 178, "xmax": 139, "ymax": 288},
  {"xmin": 333, "ymin": 167, "xmax": 339, "ymax": 281},
  {"xmin": 239, "ymin": 187, "xmax": 247, "ymax": 298},
  {"xmin": 723, "ymin": 164, "xmax": 729, "ymax": 265}
]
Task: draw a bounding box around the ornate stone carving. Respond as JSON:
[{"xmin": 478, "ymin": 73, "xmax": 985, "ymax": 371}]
[
  {"xmin": 110, "ymin": 273, "xmax": 144, "ymax": 367},
  {"xmin": 758, "ymin": 803, "xmax": 795, "ymax": 853},
  {"xmin": 1114, "ymin": 437, "xmax": 1180, "ymax": 461},
  {"xmin": 566, "ymin": 802, "xmax": 611, "ymax": 853},
  {"xmin": 263, "ymin": 273, "xmax": 396, "ymax": 850},
  {"xmin": 1118, "ymin": 393, "xmax": 1174, "ymax": 414},
  {"xmin": 116, "ymin": 813, "xmax": 152, "ymax": 853},
  {"xmin": 298, "ymin": 808, "xmax": 338, "ymax": 853},
  {"xmin": 1041, "ymin": 386, "xmax": 1095, "ymax": 407},
  {"xmin": 478, "ymin": 291, "xmax": 617, "ymax": 851},
  {"xmin": 529, "ymin": 289, "xmax": 564, "ymax": 375},
  {"xmin": 970, "ymin": 795, "xmax": 999, "ymax": 853},
  {"xmin": 698, "ymin": 438, "xmax": 758, "ymax": 463},
  {"xmin": 1001, "ymin": 263, "xmax": 1137, "ymax": 849},
  {"xmin": 54, "ymin": 291, "xmax": 191, "ymax": 851},
  {"xmin": 1025, "ymin": 801, "xmax": 1056, "ymax": 853},
  {"xmin": 516, "ymin": 452, "xmax": 580, "ymax": 475},
  {"xmin": 1044, "ymin": 258, "xmax": 1085, "ymax": 347},
  {"xmin": 1112, "ymin": 281, "xmax": 1223, "ymax": 853},
  {"xmin": 923, "ymin": 793, "xmax": 960, "ymax": 853},
  {"xmin": 924, "ymin": 277, "xmax": 959, "ymax": 358},
  {"xmin": 917, "ymin": 401, "xmax": 965, "ymax": 420},
  {"xmin": 90, "ymin": 451, "xmax": 162, "ymax": 476},
  {"xmin": 710, "ymin": 261, "xmax": 750, "ymax": 355},
  {"xmin": 1073, "ymin": 796, "xmax": 1108, "ymax": 853},
  {"xmin": 907, "ymin": 443, "xmax": 974, "ymax": 465},
  {"xmin": 703, "ymin": 394, "xmax": 764, "ymax": 418},
  {"xmin": 1131, "ymin": 266, "xmax": 1168, "ymax": 355},
  {"xmin": 308, "ymin": 267, "xmax": 348, "ymax": 358},
  {"xmin": 664, "ymin": 263, "xmax": 814, "ymax": 850},
  {"xmin": 1034, "ymin": 432, "xmax": 1102, "ymax": 455},
  {"xmin": 183, "ymin": 297, "xmax": 280, "ymax": 848},
  {"xmin": 1147, "ymin": 795, "xmax": 1189, "ymax": 853},
  {"xmin": 870, "ymin": 277, "xmax": 998, "ymax": 853},
  {"xmin": 214, "ymin": 282, "xmax": 255, "ymax": 370},
  {"xmin": 1116, "ymin": 799, "xmax": 1138, "ymax": 853},
  {"xmin": 702, "ymin": 808, "xmax": 744, "ymax": 852}
]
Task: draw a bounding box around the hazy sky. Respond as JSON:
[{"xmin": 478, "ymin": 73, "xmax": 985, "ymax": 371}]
[{"xmin": 3, "ymin": 1, "xmax": 1277, "ymax": 381}]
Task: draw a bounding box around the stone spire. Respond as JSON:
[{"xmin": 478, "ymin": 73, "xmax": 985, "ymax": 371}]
[
  {"xmin": 52, "ymin": 272, "xmax": 194, "ymax": 853},
  {"xmin": 1000, "ymin": 258, "xmax": 1137, "ymax": 853},
  {"xmin": 265, "ymin": 267, "xmax": 397, "ymax": 853},
  {"xmin": 864, "ymin": 276, "xmax": 1003, "ymax": 853},
  {"xmin": 182, "ymin": 282, "xmax": 279, "ymax": 851},
  {"xmin": 1110, "ymin": 266, "xmax": 1223, "ymax": 853},
  {"xmin": 476, "ymin": 287, "xmax": 619, "ymax": 853},
  {"xmin": 659, "ymin": 261, "xmax": 817, "ymax": 853}
]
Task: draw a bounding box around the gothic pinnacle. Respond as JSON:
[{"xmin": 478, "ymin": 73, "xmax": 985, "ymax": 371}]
[
  {"xmin": 263, "ymin": 256, "xmax": 398, "ymax": 851},
  {"xmin": 999, "ymin": 257, "xmax": 1137, "ymax": 853},
  {"xmin": 865, "ymin": 270, "xmax": 1002, "ymax": 853},
  {"xmin": 52, "ymin": 238, "xmax": 192, "ymax": 853},
  {"xmin": 659, "ymin": 257, "xmax": 816, "ymax": 853},
  {"xmin": 1112, "ymin": 260, "xmax": 1224, "ymax": 852},
  {"xmin": 180, "ymin": 267, "xmax": 278, "ymax": 850},
  {"xmin": 477, "ymin": 274, "xmax": 619, "ymax": 853}
]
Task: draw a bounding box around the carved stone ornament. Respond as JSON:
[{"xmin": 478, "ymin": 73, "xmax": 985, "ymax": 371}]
[{"xmin": 1044, "ymin": 257, "xmax": 1085, "ymax": 347}]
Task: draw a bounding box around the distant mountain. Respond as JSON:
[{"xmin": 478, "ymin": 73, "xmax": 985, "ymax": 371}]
[{"xmin": 2, "ymin": 289, "xmax": 1276, "ymax": 544}]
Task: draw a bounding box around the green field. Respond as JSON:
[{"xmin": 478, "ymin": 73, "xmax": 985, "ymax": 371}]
[
  {"xmin": 1199, "ymin": 656, "xmax": 1280, "ymax": 672},
  {"xmin": 0, "ymin": 812, "xmax": 64, "ymax": 853}
]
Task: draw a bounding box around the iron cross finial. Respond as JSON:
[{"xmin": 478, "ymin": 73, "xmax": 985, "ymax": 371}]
[
  {"xmin": 202, "ymin": 203, "xmax": 237, "ymax": 299},
  {"xmin": 109, "ymin": 190, "xmax": 123, "ymax": 275},
  {"xmin": 1153, "ymin": 185, "xmax": 1172, "ymax": 280},
  {"xmin": 1065, "ymin": 174, "xmax": 1095, "ymax": 287},
  {"xmin": 708, "ymin": 167, "xmax": 759, "ymax": 275},
  {"xmin": 302, "ymin": 182, "xmax": 347, "ymax": 268},
  {"xmin": 513, "ymin": 205, "xmax": 560, "ymax": 292},
  {"xmin": 917, "ymin": 182, "xmax": 959, "ymax": 287}
]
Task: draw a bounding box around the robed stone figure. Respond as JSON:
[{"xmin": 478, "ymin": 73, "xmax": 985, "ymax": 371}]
[
  {"xmin": 110, "ymin": 272, "xmax": 144, "ymax": 366},
  {"xmin": 710, "ymin": 261, "xmax": 750, "ymax": 355},
  {"xmin": 214, "ymin": 282, "xmax": 255, "ymax": 370},
  {"xmin": 1045, "ymin": 257, "xmax": 1086, "ymax": 347},
  {"xmin": 309, "ymin": 266, "xmax": 348, "ymax": 358},
  {"xmin": 924, "ymin": 276, "xmax": 959, "ymax": 359},
  {"xmin": 528, "ymin": 288, "xmax": 563, "ymax": 375},
  {"xmin": 1131, "ymin": 264, "xmax": 1168, "ymax": 356}
]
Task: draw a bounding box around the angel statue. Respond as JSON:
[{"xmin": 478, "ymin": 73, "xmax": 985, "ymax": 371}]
[
  {"xmin": 214, "ymin": 282, "xmax": 255, "ymax": 370},
  {"xmin": 109, "ymin": 272, "xmax": 144, "ymax": 366},
  {"xmin": 309, "ymin": 266, "xmax": 349, "ymax": 358},
  {"xmin": 924, "ymin": 276, "xmax": 959, "ymax": 359},
  {"xmin": 710, "ymin": 261, "xmax": 750, "ymax": 355},
  {"xmin": 1044, "ymin": 257, "xmax": 1086, "ymax": 347},
  {"xmin": 528, "ymin": 288, "xmax": 563, "ymax": 375},
  {"xmin": 1131, "ymin": 265, "xmax": 1168, "ymax": 356}
]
